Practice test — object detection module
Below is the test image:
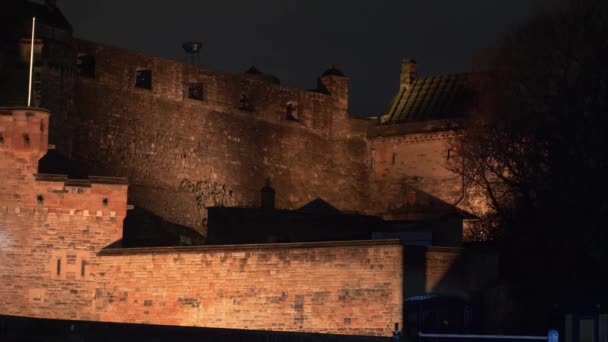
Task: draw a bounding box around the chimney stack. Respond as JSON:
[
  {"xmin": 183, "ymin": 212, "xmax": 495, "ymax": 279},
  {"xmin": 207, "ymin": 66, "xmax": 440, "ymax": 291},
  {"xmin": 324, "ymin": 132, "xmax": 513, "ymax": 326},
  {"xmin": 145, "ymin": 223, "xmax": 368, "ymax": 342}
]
[
  {"xmin": 260, "ymin": 178, "xmax": 275, "ymax": 210},
  {"xmin": 400, "ymin": 58, "xmax": 417, "ymax": 89}
]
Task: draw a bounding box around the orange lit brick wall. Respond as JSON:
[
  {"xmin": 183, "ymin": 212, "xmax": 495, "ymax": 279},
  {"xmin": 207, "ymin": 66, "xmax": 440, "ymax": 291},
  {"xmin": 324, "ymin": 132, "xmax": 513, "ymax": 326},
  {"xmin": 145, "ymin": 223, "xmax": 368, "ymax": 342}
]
[
  {"xmin": 370, "ymin": 129, "xmax": 463, "ymax": 212},
  {"xmin": 65, "ymin": 40, "xmax": 372, "ymax": 233},
  {"xmin": 0, "ymin": 108, "xmax": 128, "ymax": 321},
  {"xmin": 1, "ymin": 108, "xmax": 402, "ymax": 336},
  {"xmin": 94, "ymin": 241, "xmax": 403, "ymax": 336}
]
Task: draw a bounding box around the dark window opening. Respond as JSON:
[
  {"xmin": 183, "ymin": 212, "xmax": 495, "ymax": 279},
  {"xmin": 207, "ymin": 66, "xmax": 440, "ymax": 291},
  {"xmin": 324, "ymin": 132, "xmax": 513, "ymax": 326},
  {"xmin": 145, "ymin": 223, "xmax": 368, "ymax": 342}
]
[
  {"xmin": 102, "ymin": 198, "xmax": 108, "ymax": 207},
  {"xmin": 56, "ymin": 258, "xmax": 61, "ymax": 275},
  {"xmin": 77, "ymin": 54, "xmax": 95, "ymax": 78},
  {"xmin": 239, "ymin": 94, "xmax": 254, "ymax": 111},
  {"xmin": 135, "ymin": 69, "xmax": 152, "ymax": 89},
  {"xmin": 447, "ymin": 149, "xmax": 452, "ymax": 160},
  {"xmin": 36, "ymin": 195, "xmax": 44, "ymax": 204},
  {"xmin": 392, "ymin": 152, "xmax": 396, "ymax": 165},
  {"xmin": 187, "ymin": 82, "xmax": 204, "ymax": 101},
  {"xmin": 286, "ymin": 103, "xmax": 298, "ymax": 121},
  {"xmin": 23, "ymin": 134, "xmax": 30, "ymax": 147},
  {"xmin": 81, "ymin": 260, "xmax": 86, "ymax": 277},
  {"xmin": 0, "ymin": 133, "xmax": 4, "ymax": 146}
]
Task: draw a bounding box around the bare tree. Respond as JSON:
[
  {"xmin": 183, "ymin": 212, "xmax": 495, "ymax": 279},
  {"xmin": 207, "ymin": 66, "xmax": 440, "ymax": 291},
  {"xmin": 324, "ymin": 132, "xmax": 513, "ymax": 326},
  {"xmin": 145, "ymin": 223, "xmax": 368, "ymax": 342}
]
[{"xmin": 450, "ymin": 0, "xmax": 608, "ymax": 299}]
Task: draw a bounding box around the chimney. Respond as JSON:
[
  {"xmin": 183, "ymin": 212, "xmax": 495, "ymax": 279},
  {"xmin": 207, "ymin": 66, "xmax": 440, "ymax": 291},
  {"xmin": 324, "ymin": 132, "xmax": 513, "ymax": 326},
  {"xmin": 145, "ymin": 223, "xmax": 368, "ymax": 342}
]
[
  {"xmin": 260, "ymin": 178, "xmax": 275, "ymax": 210},
  {"xmin": 400, "ymin": 58, "xmax": 417, "ymax": 89}
]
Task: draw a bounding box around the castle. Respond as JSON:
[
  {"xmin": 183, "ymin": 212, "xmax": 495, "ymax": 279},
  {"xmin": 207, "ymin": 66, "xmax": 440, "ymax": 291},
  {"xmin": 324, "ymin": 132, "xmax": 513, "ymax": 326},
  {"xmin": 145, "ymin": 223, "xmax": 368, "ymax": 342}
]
[{"xmin": 0, "ymin": 1, "xmax": 494, "ymax": 338}]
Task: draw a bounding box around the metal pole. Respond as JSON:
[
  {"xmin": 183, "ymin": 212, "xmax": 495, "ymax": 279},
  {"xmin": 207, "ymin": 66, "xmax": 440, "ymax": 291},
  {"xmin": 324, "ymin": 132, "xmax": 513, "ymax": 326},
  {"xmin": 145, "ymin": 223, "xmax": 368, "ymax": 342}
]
[
  {"xmin": 419, "ymin": 333, "xmax": 548, "ymax": 340},
  {"xmin": 27, "ymin": 16, "xmax": 36, "ymax": 107}
]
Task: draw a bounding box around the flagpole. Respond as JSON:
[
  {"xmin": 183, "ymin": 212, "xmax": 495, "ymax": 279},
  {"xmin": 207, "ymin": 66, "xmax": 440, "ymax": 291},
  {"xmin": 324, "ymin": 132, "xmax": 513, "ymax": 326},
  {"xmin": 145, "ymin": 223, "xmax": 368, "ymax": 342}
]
[{"xmin": 27, "ymin": 17, "xmax": 36, "ymax": 107}]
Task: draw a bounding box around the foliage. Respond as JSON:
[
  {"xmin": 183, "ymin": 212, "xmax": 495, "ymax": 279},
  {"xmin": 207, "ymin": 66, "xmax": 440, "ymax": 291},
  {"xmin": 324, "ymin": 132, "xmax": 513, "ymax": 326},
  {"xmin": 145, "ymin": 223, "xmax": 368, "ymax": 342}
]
[{"xmin": 450, "ymin": 0, "xmax": 608, "ymax": 298}]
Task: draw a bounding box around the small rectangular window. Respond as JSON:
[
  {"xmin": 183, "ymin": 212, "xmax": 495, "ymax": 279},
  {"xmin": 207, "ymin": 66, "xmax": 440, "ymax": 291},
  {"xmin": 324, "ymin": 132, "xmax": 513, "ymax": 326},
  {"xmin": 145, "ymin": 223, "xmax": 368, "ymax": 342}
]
[
  {"xmin": 81, "ymin": 260, "xmax": 86, "ymax": 277},
  {"xmin": 56, "ymin": 258, "xmax": 61, "ymax": 275},
  {"xmin": 187, "ymin": 82, "xmax": 204, "ymax": 101},
  {"xmin": 135, "ymin": 69, "xmax": 152, "ymax": 89},
  {"xmin": 77, "ymin": 54, "xmax": 95, "ymax": 78}
]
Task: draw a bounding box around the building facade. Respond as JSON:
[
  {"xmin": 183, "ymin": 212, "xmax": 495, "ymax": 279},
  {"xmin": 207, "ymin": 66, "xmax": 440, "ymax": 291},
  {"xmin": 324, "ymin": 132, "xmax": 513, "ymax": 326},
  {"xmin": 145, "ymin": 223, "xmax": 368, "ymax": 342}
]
[{"xmin": 0, "ymin": 1, "xmax": 495, "ymax": 337}]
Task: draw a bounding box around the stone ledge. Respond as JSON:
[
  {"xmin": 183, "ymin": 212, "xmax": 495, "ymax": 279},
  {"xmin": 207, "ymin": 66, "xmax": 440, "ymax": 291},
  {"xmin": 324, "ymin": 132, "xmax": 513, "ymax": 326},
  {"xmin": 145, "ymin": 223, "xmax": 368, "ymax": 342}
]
[
  {"xmin": 34, "ymin": 174, "xmax": 128, "ymax": 186},
  {"xmin": 98, "ymin": 239, "xmax": 403, "ymax": 256}
]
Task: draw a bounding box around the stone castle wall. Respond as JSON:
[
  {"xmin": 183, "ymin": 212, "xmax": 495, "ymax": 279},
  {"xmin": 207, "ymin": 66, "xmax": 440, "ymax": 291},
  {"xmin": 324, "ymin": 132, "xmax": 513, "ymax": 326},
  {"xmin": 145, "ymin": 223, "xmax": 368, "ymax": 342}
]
[
  {"xmin": 0, "ymin": 108, "xmax": 128, "ymax": 321},
  {"xmin": 94, "ymin": 241, "xmax": 403, "ymax": 336},
  {"xmin": 0, "ymin": 108, "xmax": 404, "ymax": 337},
  {"xmin": 369, "ymin": 122, "xmax": 464, "ymax": 213},
  {"xmin": 0, "ymin": 109, "xmax": 494, "ymax": 337},
  {"xmin": 63, "ymin": 40, "xmax": 372, "ymax": 233}
]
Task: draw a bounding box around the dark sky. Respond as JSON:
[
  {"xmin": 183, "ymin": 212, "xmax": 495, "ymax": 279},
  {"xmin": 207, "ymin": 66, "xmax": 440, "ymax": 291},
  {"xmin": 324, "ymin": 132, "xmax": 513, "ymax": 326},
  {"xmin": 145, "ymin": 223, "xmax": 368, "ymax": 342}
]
[{"xmin": 58, "ymin": 0, "xmax": 562, "ymax": 116}]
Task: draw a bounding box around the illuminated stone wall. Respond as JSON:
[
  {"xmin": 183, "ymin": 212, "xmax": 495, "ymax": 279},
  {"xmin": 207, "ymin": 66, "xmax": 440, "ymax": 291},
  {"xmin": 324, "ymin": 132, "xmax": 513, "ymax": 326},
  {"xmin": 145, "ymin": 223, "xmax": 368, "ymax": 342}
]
[
  {"xmin": 0, "ymin": 109, "xmax": 403, "ymax": 336},
  {"xmin": 65, "ymin": 40, "xmax": 372, "ymax": 233},
  {"xmin": 93, "ymin": 241, "xmax": 403, "ymax": 336},
  {"xmin": 0, "ymin": 108, "xmax": 128, "ymax": 321}
]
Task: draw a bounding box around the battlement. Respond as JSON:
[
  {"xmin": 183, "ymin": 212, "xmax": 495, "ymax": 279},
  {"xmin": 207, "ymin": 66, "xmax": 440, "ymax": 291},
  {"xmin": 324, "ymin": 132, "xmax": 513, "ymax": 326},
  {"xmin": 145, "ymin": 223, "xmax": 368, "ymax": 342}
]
[
  {"xmin": 73, "ymin": 39, "xmax": 357, "ymax": 138},
  {"xmin": 32, "ymin": 174, "xmax": 128, "ymax": 218},
  {"xmin": 0, "ymin": 107, "xmax": 49, "ymax": 157},
  {"xmin": 0, "ymin": 107, "xmax": 128, "ymax": 221}
]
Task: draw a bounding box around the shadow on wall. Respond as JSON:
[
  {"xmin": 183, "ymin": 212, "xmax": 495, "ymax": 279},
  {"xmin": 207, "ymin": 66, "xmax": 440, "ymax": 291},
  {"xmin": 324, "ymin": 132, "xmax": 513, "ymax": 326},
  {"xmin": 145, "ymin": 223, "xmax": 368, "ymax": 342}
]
[
  {"xmin": 122, "ymin": 207, "xmax": 205, "ymax": 247},
  {"xmin": 0, "ymin": 315, "xmax": 389, "ymax": 342},
  {"xmin": 402, "ymin": 243, "xmax": 500, "ymax": 338},
  {"xmin": 38, "ymin": 149, "xmax": 87, "ymax": 178}
]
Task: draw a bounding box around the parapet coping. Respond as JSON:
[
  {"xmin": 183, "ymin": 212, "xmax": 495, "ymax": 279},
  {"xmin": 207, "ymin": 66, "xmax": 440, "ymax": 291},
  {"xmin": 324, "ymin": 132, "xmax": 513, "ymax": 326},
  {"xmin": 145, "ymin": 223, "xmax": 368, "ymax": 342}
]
[
  {"xmin": 73, "ymin": 38, "xmax": 338, "ymax": 99},
  {"xmin": 0, "ymin": 107, "xmax": 50, "ymax": 116},
  {"xmin": 404, "ymin": 245, "xmax": 465, "ymax": 253},
  {"xmin": 98, "ymin": 239, "xmax": 403, "ymax": 256},
  {"xmin": 34, "ymin": 173, "xmax": 128, "ymax": 186},
  {"xmin": 368, "ymin": 118, "xmax": 463, "ymax": 138}
]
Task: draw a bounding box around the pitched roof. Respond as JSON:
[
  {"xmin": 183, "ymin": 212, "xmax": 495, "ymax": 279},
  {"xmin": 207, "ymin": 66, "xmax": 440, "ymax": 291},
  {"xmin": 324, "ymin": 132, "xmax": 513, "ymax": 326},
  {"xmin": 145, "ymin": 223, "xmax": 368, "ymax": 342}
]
[
  {"xmin": 297, "ymin": 198, "xmax": 341, "ymax": 214},
  {"xmin": 321, "ymin": 65, "xmax": 346, "ymax": 77},
  {"xmin": 382, "ymin": 73, "xmax": 476, "ymax": 124}
]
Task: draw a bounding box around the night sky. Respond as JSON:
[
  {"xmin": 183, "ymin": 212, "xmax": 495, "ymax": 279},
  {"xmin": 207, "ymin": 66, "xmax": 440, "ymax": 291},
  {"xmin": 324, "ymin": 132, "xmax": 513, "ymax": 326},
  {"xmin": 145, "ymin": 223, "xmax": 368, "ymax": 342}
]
[{"xmin": 59, "ymin": 0, "xmax": 563, "ymax": 116}]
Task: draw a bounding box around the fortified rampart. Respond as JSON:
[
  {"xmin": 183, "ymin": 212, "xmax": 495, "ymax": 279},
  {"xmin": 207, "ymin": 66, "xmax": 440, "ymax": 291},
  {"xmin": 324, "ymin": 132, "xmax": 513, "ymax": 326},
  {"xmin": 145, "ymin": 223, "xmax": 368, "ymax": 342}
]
[
  {"xmin": 0, "ymin": 109, "xmax": 494, "ymax": 337},
  {"xmin": 1, "ymin": 3, "xmax": 495, "ymax": 337},
  {"xmin": 2, "ymin": 0, "xmax": 487, "ymax": 239},
  {"xmin": 0, "ymin": 108, "xmax": 404, "ymax": 336},
  {"xmin": 63, "ymin": 40, "xmax": 373, "ymax": 233}
]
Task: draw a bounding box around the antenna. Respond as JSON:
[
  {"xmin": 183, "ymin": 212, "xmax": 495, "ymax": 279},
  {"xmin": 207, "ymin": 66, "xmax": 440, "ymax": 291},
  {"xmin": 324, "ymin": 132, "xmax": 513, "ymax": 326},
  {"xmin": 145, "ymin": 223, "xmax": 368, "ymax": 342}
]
[
  {"xmin": 182, "ymin": 41, "xmax": 203, "ymax": 66},
  {"xmin": 27, "ymin": 17, "xmax": 36, "ymax": 107}
]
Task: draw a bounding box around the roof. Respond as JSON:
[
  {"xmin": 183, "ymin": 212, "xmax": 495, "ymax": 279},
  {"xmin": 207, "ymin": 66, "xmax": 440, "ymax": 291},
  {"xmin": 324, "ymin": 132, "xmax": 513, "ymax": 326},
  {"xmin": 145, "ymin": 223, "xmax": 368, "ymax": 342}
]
[
  {"xmin": 321, "ymin": 65, "xmax": 345, "ymax": 77},
  {"xmin": 38, "ymin": 149, "xmax": 87, "ymax": 178},
  {"xmin": 242, "ymin": 65, "xmax": 280, "ymax": 84},
  {"xmin": 297, "ymin": 197, "xmax": 340, "ymax": 214},
  {"xmin": 383, "ymin": 73, "xmax": 476, "ymax": 124}
]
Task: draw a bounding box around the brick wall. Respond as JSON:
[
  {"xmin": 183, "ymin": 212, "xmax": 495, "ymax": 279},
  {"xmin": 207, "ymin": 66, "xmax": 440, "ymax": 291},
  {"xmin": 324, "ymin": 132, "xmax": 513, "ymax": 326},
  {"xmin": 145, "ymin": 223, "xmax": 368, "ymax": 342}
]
[
  {"xmin": 1, "ymin": 108, "xmax": 403, "ymax": 336},
  {"xmin": 94, "ymin": 241, "xmax": 403, "ymax": 336},
  {"xmin": 0, "ymin": 108, "xmax": 128, "ymax": 321},
  {"xmin": 403, "ymin": 246, "xmax": 498, "ymax": 300},
  {"xmin": 370, "ymin": 129, "xmax": 463, "ymax": 212},
  {"xmin": 65, "ymin": 40, "xmax": 372, "ymax": 233}
]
